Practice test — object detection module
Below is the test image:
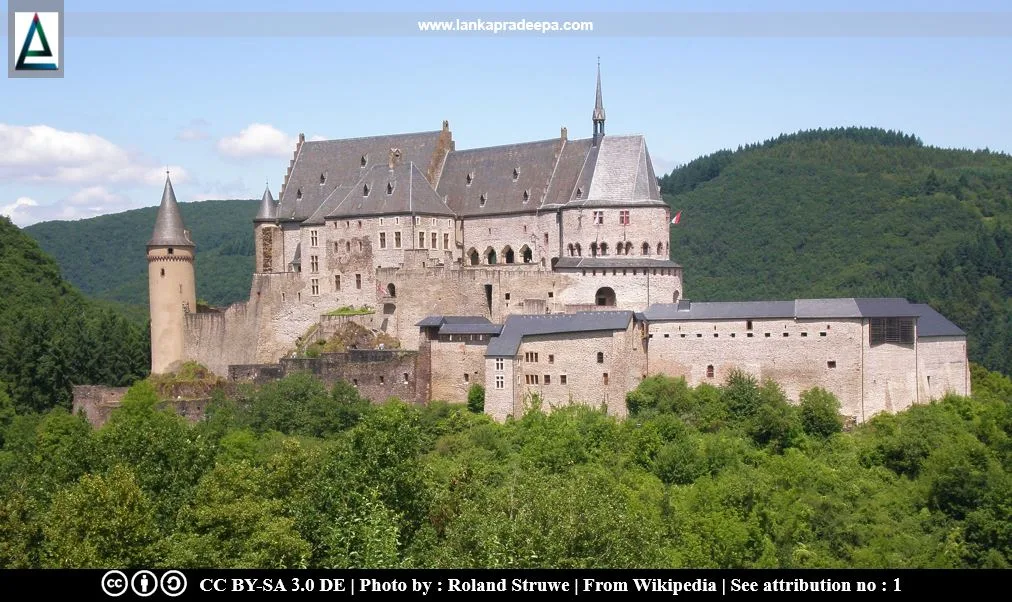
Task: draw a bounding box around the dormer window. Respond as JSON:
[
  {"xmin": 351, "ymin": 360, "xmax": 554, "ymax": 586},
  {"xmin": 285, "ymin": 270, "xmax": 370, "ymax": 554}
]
[
  {"xmin": 523, "ymin": 189, "xmax": 530, "ymax": 203},
  {"xmin": 387, "ymin": 182, "xmax": 394, "ymax": 195},
  {"xmin": 575, "ymin": 187, "xmax": 583, "ymax": 199},
  {"xmin": 479, "ymin": 193, "xmax": 487, "ymax": 207},
  {"xmin": 466, "ymin": 172, "xmax": 474, "ymax": 186},
  {"xmin": 363, "ymin": 183, "xmax": 370, "ymax": 196},
  {"xmin": 320, "ymin": 172, "xmax": 326, "ymax": 185},
  {"xmin": 361, "ymin": 154, "xmax": 368, "ymax": 167},
  {"xmin": 296, "ymin": 188, "xmax": 302, "ymax": 200},
  {"xmin": 512, "ymin": 167, "xmax": 519, "ymax": 181}
]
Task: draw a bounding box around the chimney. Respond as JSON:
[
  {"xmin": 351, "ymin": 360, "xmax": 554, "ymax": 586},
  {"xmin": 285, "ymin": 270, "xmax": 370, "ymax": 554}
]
[
  {"xmin": 298, "ymin": 132, "xmax": 305, "ymax": 144},
  {"xmin": 561, "ymin": 126, "xmax": 568, "ymax": 142},
  {"xmin": 442, "ymin": 120, "xmax": 449, "ymax": 132}
]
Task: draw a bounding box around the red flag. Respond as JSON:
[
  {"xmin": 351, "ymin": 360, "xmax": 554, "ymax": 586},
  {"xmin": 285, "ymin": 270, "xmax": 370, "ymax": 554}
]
[{"xmin": 671, "ymin": 211, "xmax": 682, "ymax": 225}]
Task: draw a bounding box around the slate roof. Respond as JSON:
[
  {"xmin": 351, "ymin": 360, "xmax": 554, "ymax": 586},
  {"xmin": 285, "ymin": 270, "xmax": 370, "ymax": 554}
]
[
  {"xmin": 148, "ymin": 176, "xmax": 194, "ymax": 247},
  {"xmin": 643, "ymin": 298, "xmax": 960, "ymax": 338},
  {"xmin": 416, "ymin": 315, "xmax": 495, "ymax": 327},
  {"xmin": 437, "ymin": 138, "xmax": 564, "ymax": 216},
  {"xmin": 911, "ymin": 304, "xmax": 966, "ymax": 337},
  {"xmin": 553, "ymin": 257, "xmax": 682, "ymax": 269},
  {"xmin": 323, "ymin": 161, "xmax": 455, "ymax": 220},
  {"xmin": 543, "ymin": 138, "xmax": 595, "ymax": 206},
  {"xmin": 277, "ymin": 130, "xmax": 443, "ymax": 222},
  {"xmin": 576, "ymin": 135, "xmax": 663, "ymax": 206},
  {"xmin": 486, "ymin": 311, "xmax": 634, "ymax": 357},
  {"xmin": 254, "ymin": 185, "xmax": 277, "ymax": 221},
  {"xmin": 440, "ymin": 323, "xmax": 504, "ymax": 335}
]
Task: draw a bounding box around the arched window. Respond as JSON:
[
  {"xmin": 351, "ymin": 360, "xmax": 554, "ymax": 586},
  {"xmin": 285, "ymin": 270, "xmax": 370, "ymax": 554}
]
[
  {"xmin": 595, "ymin": 287, "xmax": 616, "ymax": 306},
  {"xmin": 642, "ymin": 242, "xmax": 650, "ymax": 255},
  {"xmin": 468, "ymin": 248, "xmax": 480, "ymax": 265},
  {"xmin": 484, "ymin": 247, "xmax": 497, "ymax": 265},
  {"xmin": 386, "ymin": 283, "xmax": 396, "ymax": 297},
  {"xmin": 657, "ymin": 242, "xmax": 664, "ymax": 256},
  {"xmin": 615, "ymin": 242, "xmax": 624, "ymax": 255},
  {"xmin": 599, "ymin": 242, "xmax": 608, "ymax": 256},
  {"xmin": 567, "ymin": 243, "xmax": 575, "ymax": 257},
  {"xmin": 590, "ymin": 242, "xmax": 598, "ymax": 257},
  {"xmin": 624, "ymin": 241, "xmax": 632, "ymax": 255},
  {"xmin": 575, "ymin": 243, "xmax": 582, "ymax": 256},
  {"xmin": 503, "ymin": 245, "xmax": 515, "ymax": 264},
  {"xmin": 520, "ymin": 245, "xmax": 532, "ymax": 263}
]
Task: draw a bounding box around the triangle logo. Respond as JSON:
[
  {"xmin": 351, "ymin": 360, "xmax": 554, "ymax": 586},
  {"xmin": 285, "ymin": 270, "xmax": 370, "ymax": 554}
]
[{"xmin": 16, "ymin": 13, "xmax": 58, "ymax": 71}]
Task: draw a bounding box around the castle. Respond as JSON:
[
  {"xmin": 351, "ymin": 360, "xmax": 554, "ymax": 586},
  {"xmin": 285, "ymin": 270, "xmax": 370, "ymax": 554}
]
[{"xmin": 147, "ymin": 65, "xmax": 970, "ymax": 423}]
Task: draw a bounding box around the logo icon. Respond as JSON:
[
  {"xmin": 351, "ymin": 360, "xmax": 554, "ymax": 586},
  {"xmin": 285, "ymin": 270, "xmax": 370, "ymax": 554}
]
[
  {"xmin": 100, "ymin": 570, "xmax": 129, "ymax": 597},
  {"xmin": 8, "ymin": 1, "xmax": 63, "ymax": 79},
  {"xmin": 131, "ymin": 570, "xmax": 159, "ymax": 597},
  {"xmin": 14, "ymin": 12, "xmax": 58, "ymax": 70},
  {"xmin": 160, "ymin": 571, "xmax": 188, "ymax": 597}
]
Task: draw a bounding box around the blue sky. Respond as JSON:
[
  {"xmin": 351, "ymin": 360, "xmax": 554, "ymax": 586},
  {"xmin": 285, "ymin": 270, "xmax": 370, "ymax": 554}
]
[{"xmin": 2, "ymin": 0, "xmax": 1011, "ymax": 225}]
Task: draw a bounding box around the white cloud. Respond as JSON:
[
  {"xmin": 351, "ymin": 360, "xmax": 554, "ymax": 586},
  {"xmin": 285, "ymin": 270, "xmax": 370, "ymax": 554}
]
[
  {"xmin": 188, "ymin": 177, "xmax": 253, "ymax": 202},
  {"xmin": 0, "ymin": 123, "xmax": 188, "ymax": 185},
  {"xmin": 308, "ymin": 134, "xmax": 328, "ymax": 142},
  {"xmin": 217, "ymin": 123, "xmax": 297, "ymax": 158},
  {"xmin": 176, "ymin": 118, "xmax": 211, "ymax": 141},
  {"xmin": 3, "ymin": 187, "xmax": 138, "ymax": 227},
  {"xmin": 1, "ymin": 197, "xmax": 39, "ymax": 224}
]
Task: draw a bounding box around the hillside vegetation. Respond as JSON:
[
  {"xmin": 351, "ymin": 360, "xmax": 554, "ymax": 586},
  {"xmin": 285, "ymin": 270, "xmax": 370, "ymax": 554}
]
[
  {"xmin": 24, "ymin": 199, "xmax": 258, "ymax": 310},
  {"xmin": 662, "ymin": 127, "xmax": 1012, "ymax": 375},
  {"xmin": 0, "ymin": 218, "xmax": 148, "ymax": 413},
  {"xmin": 0, "ymin": 367, "xmax": 1008, "ymax": 568}
]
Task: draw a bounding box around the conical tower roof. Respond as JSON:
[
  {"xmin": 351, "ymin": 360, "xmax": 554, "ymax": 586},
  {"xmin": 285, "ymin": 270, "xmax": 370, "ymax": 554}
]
[
  {"xmin": 255, "ymin": 184, "xmax": 277, "ymax": 220},
  {"xmin": 148, "ymin": 175, "xmax": 194, "ymax": 247}
]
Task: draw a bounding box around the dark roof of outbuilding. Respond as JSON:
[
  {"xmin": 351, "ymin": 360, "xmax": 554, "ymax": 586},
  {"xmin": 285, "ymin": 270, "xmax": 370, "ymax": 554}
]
[
  {"xmin": 911, "ymin": 304, "xmax": 966, "ymax": 337},
  {"xmin": 486, "ymin": 311, "xmax": 634, "ymax": 357}
]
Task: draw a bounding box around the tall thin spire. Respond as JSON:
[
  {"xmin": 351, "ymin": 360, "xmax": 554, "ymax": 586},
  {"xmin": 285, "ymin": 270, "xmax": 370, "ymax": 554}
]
[
  {"xmin": 593, "ymin": 58, "xmax": 606, "ymax": 145},
  {"xmin": 148, "ymin": 174, "xmax": 194, "ymax": 247}
]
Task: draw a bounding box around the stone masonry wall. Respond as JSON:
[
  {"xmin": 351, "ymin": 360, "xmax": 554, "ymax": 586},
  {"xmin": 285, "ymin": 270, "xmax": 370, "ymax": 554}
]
[
  {"xmin": 428, "ymin": 336, "xmax": 490, "ymax": 403},
  {"xmin": 917, "ymin": 336, "xmax": 971, "ymax": 401}
]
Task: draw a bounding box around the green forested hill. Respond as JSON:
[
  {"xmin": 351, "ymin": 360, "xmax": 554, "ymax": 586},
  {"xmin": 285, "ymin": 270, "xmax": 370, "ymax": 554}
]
[
  {"xmin": 662, "ymin": 127, "xmax": 1012, "ymax": 375},
  {"xmin": 0, "ymin": 217, "xmax": 148, "ymax": 413},
  {"xmin": 24, "ymin": 199, "xmax": 258, "ymax": 309}
]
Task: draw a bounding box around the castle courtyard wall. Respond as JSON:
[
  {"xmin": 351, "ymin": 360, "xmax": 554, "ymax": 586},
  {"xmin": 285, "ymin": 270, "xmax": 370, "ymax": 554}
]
[{"xmin": 916, "ymin": 336, "xmax": 971, "ymax": 400}]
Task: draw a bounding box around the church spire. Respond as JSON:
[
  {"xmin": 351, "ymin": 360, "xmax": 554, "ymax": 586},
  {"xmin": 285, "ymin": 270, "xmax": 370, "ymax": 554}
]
[
  {"xmin": 593, "ymin": 58, "xmax": 606, "ymax": 146},
  {"xmin": 148, "ymin": 173, "xmax": 194, "ymax": 247},
  {"xmin": 255, "ymin": 182, "xmax": 277, "ymax": 220}
]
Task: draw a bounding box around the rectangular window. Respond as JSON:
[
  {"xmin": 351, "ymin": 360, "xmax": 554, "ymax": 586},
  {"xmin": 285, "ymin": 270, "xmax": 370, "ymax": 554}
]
[
  {"xmin": 403, "ymin": 372, "xmax": 409, "ymax": 383},
  {"xmin": 395, "ymin": 217, "xmax": 400, "ymax": 225},
  {"xmin": 310, "ymin": 278, "xmax": 319, "ymax": 295},
  {"xmin": 447, "ymin": 219, "xmax": 452, "ymax": 227},
  {"xmin": 443, "ymin": 233, "xmax": 450, "ymax": 250},
  {"xmin": 548, "ymin": 354, "xmax": 554, "ymax": 364},
  {"xmin": 431, "ymin": 232, "xmax": 437, "ymax": 249},
  {"xmin": 619, "ymin": 210, "xmax": 630, "ymax": 225},
  {"xmin": 495, "ymin": 358, "xmax": 504, "ymax": 371},
  {"xmin": 310, "ymin": 255, "xmax": 319, "ymax": 273},
  {"xmin": 431, "ymin": 217, "xmax": 437, "ymax": 226},
  {"xmin": 394, "ymin": 232, "xmax": 402, "ymax": 248},
  {"xmin": 560, "ymin": 374, "xmax": 567, "ymax": 385},
  {"xmin": 544, "ymin": 374, "xmax": 551, "ymax": 385},
  {"xmin": 524, "ymin": 352, "xmax": 539, "ymax": 363},
  {"xmin": 603, "ymin": 373, "xmax": 609, "ymax": 385},
  {"xmin": 379, "ymin": 232, "xmax": 387, "ymax": 249},
  {"xmin": 593, "ymin": 211, "xmax": 604, "ymax": 225},
  {"xmin": 827, "ymin": 361, "xmax": 837, "ymax": 369},
  {"xmin": 355, "ymin": 274, "xmax": 362, "ymax": 289},
  {"xmin": 415, "ymin": 216, "xmax": 421, "ymax": 225},
  {"xmin": 310, "ymin": 230, "xmax": 318, "ymax": 246},
  {"xmin": 380, "ymin": 375, "xmax": 384, "ymax": 384},
  {"xmin": 379, "ymin": 218, "xmax": 384, "ymax": 226},
  {"xmin": 419, "ymin": 232, "xmax": 425, "ymax": 248},
  {"xmin": 334, "ymin": 241, "xmax": 340, "ymax": 253},
  {"xmin": 495, "ymin": 375, "xmax": 504, "ymax": 389},
  {"xmin": 335, "ymin": 275, "xmax": 341, "ymax": 291},
  {"xmin": 464, "ymin": 373, "xmax": 470, "ymax": 382},
  {"xmin": 524, "ymin": 374, "xmax": 540, "ymax": 385},
  {"xmin": 870, "ymin": 318, "xmax": 914, "ymax": 345}
]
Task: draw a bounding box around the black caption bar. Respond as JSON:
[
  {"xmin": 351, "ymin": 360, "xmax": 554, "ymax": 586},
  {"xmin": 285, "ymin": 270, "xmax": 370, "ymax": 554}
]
[{"xmin": 0, "ymin": 569, "xmax": 995, "ymax": 599}]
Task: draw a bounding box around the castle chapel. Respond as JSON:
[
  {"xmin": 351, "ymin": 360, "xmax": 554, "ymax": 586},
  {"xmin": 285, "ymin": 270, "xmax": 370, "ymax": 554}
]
[{"xmin": 147, "ymin": 66, "xmax": 970, "ymax": 424}]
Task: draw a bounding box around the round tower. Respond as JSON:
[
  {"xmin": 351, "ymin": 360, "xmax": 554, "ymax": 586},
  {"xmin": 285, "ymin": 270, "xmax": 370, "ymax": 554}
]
[
  {"xmin": 253, "ymin": 184, "xmax": 281, "ymax": 273},
  {"xmin": 147, "ymin": 174, "xmax": 196, "ymax": 374}
]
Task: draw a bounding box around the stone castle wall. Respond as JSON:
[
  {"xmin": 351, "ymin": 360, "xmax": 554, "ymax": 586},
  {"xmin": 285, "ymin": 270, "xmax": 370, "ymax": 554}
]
[{"xmin": 917, "ymin": 336, "xmax": 972, "ymax": 401}]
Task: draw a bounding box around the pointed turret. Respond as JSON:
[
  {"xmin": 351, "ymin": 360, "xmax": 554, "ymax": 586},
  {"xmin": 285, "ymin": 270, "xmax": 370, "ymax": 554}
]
[
  {"xmin": 148, "ymin": 175, "xmax": 194, "ymax": 247},
  {"xmin": 593, "ymin": 58, "xmax": 606, "ymax": 145},
  {"xmin": 256, "ymin": 184, "xmax": 277, "ymax": 220}
]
